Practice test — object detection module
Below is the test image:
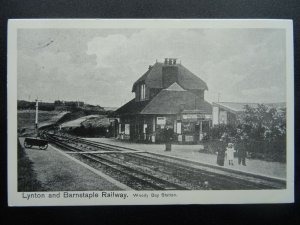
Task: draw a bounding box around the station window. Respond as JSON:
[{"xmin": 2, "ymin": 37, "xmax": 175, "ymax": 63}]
[{"xmin": 140, "ymin": 84, "xmax": 146, "ymax": 101}]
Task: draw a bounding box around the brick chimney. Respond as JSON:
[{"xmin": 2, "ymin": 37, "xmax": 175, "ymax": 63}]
[
  {"xmin": 162, "ymin": 58, "xmax": 179, "ymax": 88},
  {"xmin": 164, "ymin": 58, "xmax": 177, "ymax": 65}
]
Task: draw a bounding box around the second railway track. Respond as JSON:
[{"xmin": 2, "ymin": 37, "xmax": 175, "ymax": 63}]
[{"xmin": 45, "ymin": 133, "xmax": 286, "ymax": 190}]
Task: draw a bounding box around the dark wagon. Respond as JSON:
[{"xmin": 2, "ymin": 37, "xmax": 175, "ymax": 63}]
[{"xmin": 24, "ymin": 137, "xmax": 48, "ymax": 150}]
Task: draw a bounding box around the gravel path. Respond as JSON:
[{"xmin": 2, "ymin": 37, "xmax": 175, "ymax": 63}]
[
  {"xmin": 86, "ymin": 138, "xmax": 286, "ymax": 179},
  {"xmin": 19, "ymin": 138, "xmax": 122, "ymax": 191}
]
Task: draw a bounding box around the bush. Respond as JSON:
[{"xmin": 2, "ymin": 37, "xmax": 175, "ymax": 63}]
[
  {"xmin": 18, "ymin": 140, "xmax": 44, "ymax": 191},
  {"xmin": 206, "ymin": 104, "xmax": 286, "ymax": 162},
  {"xmin": 209, "ymin": 124, "xmax": 237, "ymax": 140}
]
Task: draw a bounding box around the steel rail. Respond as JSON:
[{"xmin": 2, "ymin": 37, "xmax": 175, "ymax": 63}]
[
  {"xmin": 46, "ymin": 133, "xmax": 286, "ymax": 190},
  {"xmin": 47, "ymin": 134, "xmax": 187, "ymax": 190},
  {"xmin": 77, "ymin": 136, "xmax": 286, "ymax": 189}
]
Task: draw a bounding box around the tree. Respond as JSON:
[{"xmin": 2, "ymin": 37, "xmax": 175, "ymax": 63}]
[
  {"xmin": 238, "ymin": 104, "xmax": 286, "ymax": 142},
  {"xmin": 237, "ymin": 104, "xmax": 286, "ymax": 161}
]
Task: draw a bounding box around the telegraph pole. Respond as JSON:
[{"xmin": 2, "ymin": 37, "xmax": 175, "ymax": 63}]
[
  {"xmin": 35, "ymin": 98, "xmax": 39, "ymax": 129},
  {"xmin": 35, "ymin": 98, "xmax": 39, "ymax": 136}
]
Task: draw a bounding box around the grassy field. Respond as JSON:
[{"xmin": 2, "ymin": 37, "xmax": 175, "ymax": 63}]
[
  {"xmin": 18, "ymin": 140, "xmax": 44, "ymax": 191},
  {"xmin": 18, "ymin": 110, "xmax": 62, "ymax": 128}
]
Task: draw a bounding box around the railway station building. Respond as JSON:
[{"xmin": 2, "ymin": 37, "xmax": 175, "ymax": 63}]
[{"xmin": 113, "ymin": 58, "xmax": 212, "ymax": 144}]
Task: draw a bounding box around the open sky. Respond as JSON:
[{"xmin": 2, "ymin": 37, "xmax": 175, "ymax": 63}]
[{"xmin": 17, "ymin": 28, "xmax": 286, "ymax": 107}]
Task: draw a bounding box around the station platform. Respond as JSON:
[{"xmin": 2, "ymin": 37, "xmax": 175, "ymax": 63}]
[
  {"xmin": 86, "ymin": 138, "xmax": 286, "ymax": 179},
  {"xmin": 19, "ymin": 138, "xmax": 127, "ymax": 191}
]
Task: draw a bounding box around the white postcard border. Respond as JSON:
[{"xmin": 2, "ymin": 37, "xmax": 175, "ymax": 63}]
[{"xmin": 7, "ymin": 19, "xmax": 294, "ymax": 206}]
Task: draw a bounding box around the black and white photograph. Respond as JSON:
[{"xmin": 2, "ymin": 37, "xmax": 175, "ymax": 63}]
[{"xmin": 7, "ymin": 19, "xmax": 294, "ymax": 206}]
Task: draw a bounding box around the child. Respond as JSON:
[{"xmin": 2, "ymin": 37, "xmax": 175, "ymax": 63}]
[{"xmin": 225, "ymin": 143, "xmax": 236, "ymax": 166}]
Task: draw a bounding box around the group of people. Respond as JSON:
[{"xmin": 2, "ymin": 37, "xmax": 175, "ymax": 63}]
[
  {"xmin": 162, "ymin": 127, "xmax": 247, "ymax": 165},
  {"xmin": 216, "ymin": 133, "xmax": 247, "ymax": 166}
]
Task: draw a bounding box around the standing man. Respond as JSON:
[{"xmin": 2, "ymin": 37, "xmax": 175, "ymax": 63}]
[
  {"xmin": 164, "ymin": 126, "xmax": 173, "ymax": 151},
  {"xmin": 238, "ymin": 146, "xmax": 247, "ymax": 166},
  {"xmin": 237, "ymin": 130, "xmax": 247, "ymax": 166}
]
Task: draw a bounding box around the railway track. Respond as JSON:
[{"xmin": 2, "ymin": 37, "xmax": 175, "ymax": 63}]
[
  {"xmin": 45, "ymin": 133, "xmax": 286, "ymax": 190},
  {"xmin": 46, "ymin": 134, "xmax": 187, "ymax": 190}
]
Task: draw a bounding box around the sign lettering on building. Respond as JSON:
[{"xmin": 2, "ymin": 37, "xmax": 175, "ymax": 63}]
[
  {"xmin": 156, "ymin": 117, "xmax": 166, "ymax": 125},
  {"xmin": 182, "ymin": 114, "xmax": 198, "ymax": 120},
  {"xmin": 205, "ymin": 115, "xmax": 212, "ymax": 119},
  {"xmin": 182, "ymin": 114, "xmax": 209, "ymax": 121}
]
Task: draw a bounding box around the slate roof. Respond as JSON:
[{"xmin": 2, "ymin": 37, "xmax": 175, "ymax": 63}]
[
  {"xmin": 114, "ymin": 98, "xmax": 149, "ymax": 116},
  {"xmin": 140, "ymin": 89, "xmax": 212, "ymax": 115},
  {"xmin": 132, "ymin": 62, "xmax": 208, "ymax": 92},
  {"xmin": 115, "ymin": 82, "xmax": 212, "ymax": 116}
]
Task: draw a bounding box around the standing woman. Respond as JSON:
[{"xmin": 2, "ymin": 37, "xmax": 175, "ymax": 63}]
[
  {"xmin": 216, "ymin": 146, "xmax": 226, "ymax": 166},
  {"xmin": 216, "ymin": 132, "xmax": 228, "ymax": 166}
]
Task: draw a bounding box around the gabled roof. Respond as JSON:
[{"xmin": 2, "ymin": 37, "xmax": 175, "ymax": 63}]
[
  {"xmin": 165, "ymin": 82, "xmax": 185, "ymax": 91},
  {"xmin": 116, "ymin": 81, "xmax": 212, "ymax": 116},
  {"xmin": 132, "ymin": 62, "xmax": 208, "ymax": 92},
  {"xmin": 212, "ymin": 102, "xmax": 286, "ymax": 114},
  {"xmin": 114, "ymin": 99, "xmax": 149, "ymax": 116},
  {"xmin": 140, "ymin": 88, "xmax": 212, "ymax": 115}
]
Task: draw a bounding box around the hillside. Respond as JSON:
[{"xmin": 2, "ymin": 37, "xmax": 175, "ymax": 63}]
[
  {"xmin": 18, "ymin": 110, "xmax": 66, "ymax": 136},
  {"xmin": 60, "ymin": 114, "xmax": 110, "ymax": 137}
]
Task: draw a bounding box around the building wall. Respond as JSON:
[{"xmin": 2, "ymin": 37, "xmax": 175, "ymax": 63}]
[
  {"xmin": 212, "ymin": 106, "xmax": 219, "ymax": 126},
  {"xmin": 135, "ymin": 85, "xmax": 140, "ymax": 101},
  {"xmin": 227, "ymin": 111, "xmax": 237, "ymax": 125},
  {"xmin": 212, "ymin": 105, "xmax": 238, "ymax": 126},
  {"xmin": 219, "ymin": 110, "xmax": 228, "ymax": 124},
  {"xmin": 190, "ymin": 89, "xmax": 204, "ymax": 100},
  {"xmin": 117, "ymin": 113, "xmax": 211, "ymax": 143}
]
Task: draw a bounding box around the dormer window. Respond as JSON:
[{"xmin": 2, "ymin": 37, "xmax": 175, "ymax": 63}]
[{"xmin": 140, "ymin": 84, "xmax": 146, "ymax": 101}]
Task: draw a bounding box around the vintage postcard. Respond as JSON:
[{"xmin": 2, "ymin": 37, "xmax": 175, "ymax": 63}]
[{"xmin": 7, "ymin": 19, "xmax": 294, "ymax": 206}]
